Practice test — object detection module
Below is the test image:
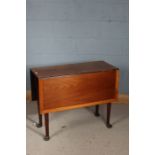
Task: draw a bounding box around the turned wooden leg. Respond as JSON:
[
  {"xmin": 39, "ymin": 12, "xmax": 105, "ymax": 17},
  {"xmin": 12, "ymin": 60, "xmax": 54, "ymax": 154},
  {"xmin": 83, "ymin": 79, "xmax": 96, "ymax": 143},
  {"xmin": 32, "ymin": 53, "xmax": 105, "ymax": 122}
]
[
  {"xmin": 44, "ymin": 113, "xmax": 50, "ymax": 141},
  {"xmin": 36, "ymin": 101, "xmax": 42, "ymax": 128},
  {"xmin": 94, "ymin": 105, "xmax": 100, "ymax": 117},
  {"xmin": 106, "ymin": 103, "xmax": 112, "ymax": 128}
]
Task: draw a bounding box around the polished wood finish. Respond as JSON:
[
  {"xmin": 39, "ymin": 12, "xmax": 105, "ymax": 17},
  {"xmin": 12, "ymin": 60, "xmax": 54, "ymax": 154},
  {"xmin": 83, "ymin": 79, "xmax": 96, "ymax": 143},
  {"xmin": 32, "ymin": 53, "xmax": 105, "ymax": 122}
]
[
  {"xmin": 41, "ymin": 99, "xmax": 116, "ymax": 114},
  {"xmin": 44, "ymin": 113, "xmax": 50, "ymax": 141},
  {"xmin": 31, "ymin": 61, "xmax": 118, "ymax": 79},
  {"xmin": 39, "ymin": 70, "xmax": 118, "ymax": 113},
  {"xmin": 30, "ymin": 61, "xmax": 119, "ymax": 140},
  {"xmin": 35, "ymin": 101, "xmax": 42, "ymax": 128}
]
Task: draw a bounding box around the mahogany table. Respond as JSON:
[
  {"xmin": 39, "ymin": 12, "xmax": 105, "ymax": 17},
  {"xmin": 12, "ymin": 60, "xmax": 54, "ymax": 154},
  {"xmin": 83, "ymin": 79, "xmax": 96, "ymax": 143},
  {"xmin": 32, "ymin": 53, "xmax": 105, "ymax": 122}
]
[{"xmin": 30, "ymin": 61, "xmax": 119, "ymax": 141}]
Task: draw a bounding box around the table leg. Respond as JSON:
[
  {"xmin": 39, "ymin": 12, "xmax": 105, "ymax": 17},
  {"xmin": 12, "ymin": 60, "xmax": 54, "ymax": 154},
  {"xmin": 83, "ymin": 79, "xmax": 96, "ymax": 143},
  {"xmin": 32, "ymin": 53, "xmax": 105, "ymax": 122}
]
[
  {"xmin": 94, "ymin": 105, "xmax": 100, "ymax": 117},
  {"xmin": 36, "ymin": 101, "xmax": 42, "ymax": 128},
  {"xmin": 106, "ymin": 103, "xmax": 112, "ymax": 128},
  {"xmin": 44, "ymin": 113, "xmax": 50, "ymax": 141}
]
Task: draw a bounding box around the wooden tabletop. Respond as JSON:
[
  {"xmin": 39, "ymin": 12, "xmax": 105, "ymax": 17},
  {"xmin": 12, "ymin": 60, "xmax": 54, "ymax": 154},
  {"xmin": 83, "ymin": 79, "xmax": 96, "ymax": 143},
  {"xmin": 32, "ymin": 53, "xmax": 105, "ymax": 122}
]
[{"xmin": 31, "ymin": 61, "xmax": 118, "ymax": 78}]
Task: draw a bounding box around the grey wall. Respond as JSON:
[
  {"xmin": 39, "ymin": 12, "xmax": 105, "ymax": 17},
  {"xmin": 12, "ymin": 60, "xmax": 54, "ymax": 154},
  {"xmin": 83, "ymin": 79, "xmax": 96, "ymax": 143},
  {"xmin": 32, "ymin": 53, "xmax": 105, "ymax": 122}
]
[{"xmin": 26, "ymin": 0, "xmax": 129, "ymax": 93}]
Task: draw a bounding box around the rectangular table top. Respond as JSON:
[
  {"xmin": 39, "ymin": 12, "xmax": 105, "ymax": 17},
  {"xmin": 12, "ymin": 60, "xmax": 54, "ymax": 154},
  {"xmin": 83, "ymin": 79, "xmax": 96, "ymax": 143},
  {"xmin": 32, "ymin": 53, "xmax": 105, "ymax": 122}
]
[{"xmin": 31, "ymin": 61, "xmax": 118, "ymax": 79}]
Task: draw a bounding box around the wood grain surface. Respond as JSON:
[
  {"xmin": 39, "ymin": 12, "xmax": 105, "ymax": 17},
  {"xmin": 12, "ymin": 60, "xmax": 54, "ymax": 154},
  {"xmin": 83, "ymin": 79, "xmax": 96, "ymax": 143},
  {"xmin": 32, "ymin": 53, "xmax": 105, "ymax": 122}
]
[
  {"xmin": 30, "ymin": 61, "xmax": 120, "ymax": 114},
  {"xmin": 31, "ymin": 61, "xmax": 118, "ymax": 78},
  {"xmin": 39, "ymin": 70, "xmax": 119, "ymax": 113}
]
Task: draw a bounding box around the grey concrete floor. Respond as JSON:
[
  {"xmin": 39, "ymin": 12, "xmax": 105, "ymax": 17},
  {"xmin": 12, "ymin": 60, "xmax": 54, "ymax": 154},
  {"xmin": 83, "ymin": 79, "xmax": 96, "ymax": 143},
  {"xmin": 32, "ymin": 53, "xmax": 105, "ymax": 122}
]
[{"xmin": 26, "ymin": 102, "xmax": 129, "ymax": 155}]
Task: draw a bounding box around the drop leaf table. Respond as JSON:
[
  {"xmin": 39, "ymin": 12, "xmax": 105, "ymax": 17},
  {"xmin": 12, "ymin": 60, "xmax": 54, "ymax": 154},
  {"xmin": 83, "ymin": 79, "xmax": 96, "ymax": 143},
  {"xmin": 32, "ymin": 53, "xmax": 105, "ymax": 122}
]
[{"xmin": 30, "ymin": 61, "xmax": 119, "ymax": 141}]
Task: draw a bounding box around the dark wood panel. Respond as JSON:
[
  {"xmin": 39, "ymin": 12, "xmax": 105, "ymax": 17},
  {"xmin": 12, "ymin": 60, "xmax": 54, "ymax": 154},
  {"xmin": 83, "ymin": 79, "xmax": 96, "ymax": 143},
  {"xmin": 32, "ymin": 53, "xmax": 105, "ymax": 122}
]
[
  {"xmin": 32, "ymin": 61, "xmax": 118, "ymax": 78},
  {"xmin": 39, "ymin": 70, "xmax": 118, "ymax": 112},
  {"xmin": 30, "ymin": 70, "xmax": 38, "ymax": 101}
]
